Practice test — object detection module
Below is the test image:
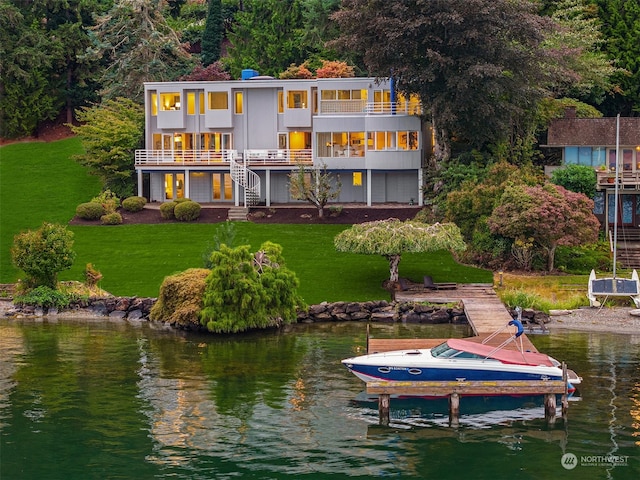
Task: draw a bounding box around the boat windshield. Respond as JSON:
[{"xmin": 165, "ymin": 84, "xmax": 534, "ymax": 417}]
[{"xmin": 430, "ymin": 342, "xmax": 485, "ymax": 359}]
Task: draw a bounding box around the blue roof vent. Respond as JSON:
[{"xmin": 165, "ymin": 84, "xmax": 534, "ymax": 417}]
[{"xmin": 241, "ymin": 69, "xmax": 259, "ymax": 80}]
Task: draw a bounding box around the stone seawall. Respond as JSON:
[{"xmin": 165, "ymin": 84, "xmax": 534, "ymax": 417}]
[{"xmin": 2, "ymin": 296, "xmax": 469, "ymax": 330}]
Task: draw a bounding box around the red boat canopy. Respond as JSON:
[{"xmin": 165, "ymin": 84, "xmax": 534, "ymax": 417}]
[{"xmin": 446, "ymin": 339, "xmax": 556, "ymax": 367}]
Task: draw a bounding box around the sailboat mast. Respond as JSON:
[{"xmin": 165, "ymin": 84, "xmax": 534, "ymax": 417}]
[{"xmin": 612, "ymin": 114, "xmax": 620, "ymax": 278}]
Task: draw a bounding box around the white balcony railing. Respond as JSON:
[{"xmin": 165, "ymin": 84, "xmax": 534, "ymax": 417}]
[
  {"xmin": 135, "ymin": 149, "xmax": 312, "ymax": 166},
  {"xmin": 318, "ymin": 100, "xmax": 422, "ymax": 116},
  {"xmin": 134, "ymin": 149, "xmax": 234, "ymax": 165},
  {"xmin": 243, "ymin": 149, "xmax": 312, "ymax": 164}
]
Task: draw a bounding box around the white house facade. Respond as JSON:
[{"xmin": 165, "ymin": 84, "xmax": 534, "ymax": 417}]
[{"xmin": 135, "ymin": 73, "xmax": 429, "ymax": 207}]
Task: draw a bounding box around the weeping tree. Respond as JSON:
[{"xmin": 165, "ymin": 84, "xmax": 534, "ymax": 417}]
[
  {"xmin": 334, "ymin": 219, "xmax": 466, "ymax": 283},
  {"xmin": 199, "ymin": 242, "xmax": 306, "ymax": 334}
]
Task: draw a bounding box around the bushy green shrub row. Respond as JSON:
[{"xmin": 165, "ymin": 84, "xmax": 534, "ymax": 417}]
[
  {"xmin": 101, "ymin": 212, "xmax": 122, "ymax": 225},
  {"xmin": 122, "ymin": 196, "xmax": 147, "ymax": 212},
  {"xmin": 76, "ymin": 202, "xmax": 105, "ymax": 220},
  {"xmin": 160, "ymin": 199, "xmax": 201, "ymax": 221},
  {"xmin": 14, "ymin": 285, "xmax": 81, "ymax": 309},
  {"xmin": 76, "ymin": 195, "xmax": 147, "ymax": 221}
]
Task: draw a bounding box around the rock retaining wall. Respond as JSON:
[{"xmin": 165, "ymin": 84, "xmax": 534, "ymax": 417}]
[{"xmin": 3, "ymin": 297, "xmax": 469, "ymax": 329}]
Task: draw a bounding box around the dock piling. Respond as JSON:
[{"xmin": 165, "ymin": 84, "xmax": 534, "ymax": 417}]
[
  {"xmin": 379, "ymin": 394, "xmax": 390, "ymax": 426},
  {"xmin": 449, "ymin": 393, "xmax": 460, "ymax": 427}
]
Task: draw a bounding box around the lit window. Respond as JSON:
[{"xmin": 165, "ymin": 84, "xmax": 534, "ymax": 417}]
[
  {"xmin": 235, "ymin": 91, "xmax": 243, "ymax": 114},
  {"xmin": 287, "ymin": 90, "xmax": 308, "ymax": 109},
  {"xmin": 150, "ymin": 92, "xmax": 158, "ymax": 116},
  {"xmin": 160, "ymin": 93, "xmax": 181, "ymax": 111},
  {"xmin": 353, "ymin": 172, "xmax": 362, "ymax": 186},
  {"xmin": 278, "ymin": 91, "xmax": 284, "ymax": 113},
  {"xmin": 208, "ymin": 92, "xmax": 228, "ymax": 110},
  {"xmin": 187, "ymin": 92, "xmax": 195, "ymax": 115},
  {"xmin": 199, "ymin": 93, "xmax": 205, "ymax": 115}
]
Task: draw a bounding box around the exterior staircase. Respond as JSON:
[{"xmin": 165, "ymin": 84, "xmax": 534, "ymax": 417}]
[
  {"xmin": 229, "ymin": 151, "xmax": 260, "ymax": 208},
  {"xmin": 227, "ymin": 207, "xmax": 250, "ymax": 222},
  {"xmin": 612, "ymin": 228, "xmax": 640, "ymax": 269}
]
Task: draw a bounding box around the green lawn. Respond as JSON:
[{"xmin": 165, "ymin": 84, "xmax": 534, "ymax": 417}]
[{"xmin": 1, "ymin": 139, "xmax": 493, "ymax": 304}]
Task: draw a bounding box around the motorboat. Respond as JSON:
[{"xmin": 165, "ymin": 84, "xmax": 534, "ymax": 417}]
[{"xmin": 342, "ymin": 320, "xmax": 582, "ymax": 394}]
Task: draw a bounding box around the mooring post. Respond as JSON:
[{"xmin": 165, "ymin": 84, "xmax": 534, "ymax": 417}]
[
  {"xmin": 544, "ymin": 393, "xmax": 557, "ymax": 424},
  {"xmin": 379, "ymin": 394, "xmax": 390, "ymax": 426},
  {"xmin": 449, "ymin": 393, "xmax": 460, "ymax": 427}
]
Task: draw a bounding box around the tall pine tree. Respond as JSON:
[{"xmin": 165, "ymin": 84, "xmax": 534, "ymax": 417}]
[
  {"xmin": 593, "ymin": 0, "xmax": 640, "ymax": 115},
  {"xmin": 201, "ymin": 0, "xmax": 223, "ymax": 66}
]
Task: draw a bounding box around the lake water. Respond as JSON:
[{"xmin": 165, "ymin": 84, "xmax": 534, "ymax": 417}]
[{"xmin": 0, "ymin": 319, "xmax": 638, "ymax": 479}]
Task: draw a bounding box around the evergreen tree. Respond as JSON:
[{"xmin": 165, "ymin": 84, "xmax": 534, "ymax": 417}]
[
  {"xmin": 201, "ymin": 0, "xmax": 223, "ymax": 66},
  {"xmin": 0, "ymin": 3, "xmax": 59, "ymax": 137},
  {"xmin": 592, "ymin": 0, "xmax": 640, "ymax": 115},
  {"xmin": 85, "ymin": 0, "xmax": 193, "ymax": 101},
  {"xmin": 225, "ymin": 0, "xmax": 306, "ymax": 77}
]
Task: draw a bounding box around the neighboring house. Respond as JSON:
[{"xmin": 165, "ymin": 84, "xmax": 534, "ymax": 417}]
[
  {"xmin": 135, "ymin": 72, "xmax": 428, "ymax": 207},
  {"xmin": 546, "ymin": 108, "xmax": 640, "ymax": 230}
]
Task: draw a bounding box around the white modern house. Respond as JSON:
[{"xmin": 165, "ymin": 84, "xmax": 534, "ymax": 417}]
[{"xmin": 135, "ymin": 72, "xmax": 429, "ymax": 207}]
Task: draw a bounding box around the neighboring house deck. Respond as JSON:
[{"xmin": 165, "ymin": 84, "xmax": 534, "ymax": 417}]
[{"xmin": 135, "ymin": 74, "xmax": 428, "ymax": 207}]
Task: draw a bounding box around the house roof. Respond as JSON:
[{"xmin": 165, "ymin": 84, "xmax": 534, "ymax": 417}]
[{"xmin": 546, "ymin": 116, "xmax": 640, "ymax": 147}]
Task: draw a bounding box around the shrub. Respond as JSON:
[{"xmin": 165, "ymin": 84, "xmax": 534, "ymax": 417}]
[
  {"xmin": 14, "ymin": 285, "xmax": 72, "ymax": 309},
  {"xmin": 174, "ymin": 197, "xmax": 192, "ymax": 204},
  {"xmin": 555, "ymin": 243, "xmax": 610, "ymax": 274},
  {"xmin": 200, "ymin": 242, "xmax": 306, "ymax": 333},
  {"xmin": 11, "ymin": 222, "xmax": 76, "ymax": 289},
  {"xmin": 175, "ymin": 200, "xmax": 201, "ymax": 221},
  {"xmin": 100, "ymin": 212, "xmax": 122, "ymax": 225},
  {"xmin": 76, "ymin": 202, "xmax": 105, "ymax": 220},
  {"xmin": 121, "ymin": 196, "xmax": 147, "ymax": 212},
  {"xmin": 91, "ymin": 189, "xmax": 120, "ymax": 213},
  {"xmin": 85, "ymin": 263, "xmax": 103, "ymax": 287},
  {"xmin": 159, "ymin": 201, "xmax": 177, "ymax": 219},
  {"xmin": 149, "ymin": 268, "xmax": 210, "ymax": 328}
]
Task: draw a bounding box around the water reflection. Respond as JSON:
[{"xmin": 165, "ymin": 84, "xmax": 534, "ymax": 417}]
[{"xmin": 0, "ymin": 319, "xmax": 638, "ymax": 479}]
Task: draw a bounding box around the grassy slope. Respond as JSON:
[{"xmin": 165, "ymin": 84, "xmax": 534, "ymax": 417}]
[
  {"xmin": 0, "ymin": 139, "xmax": 101, "ymax": 281},
  {"xmin": 1, "ymin": 139, "xmax": 492, "ymax": 304}
]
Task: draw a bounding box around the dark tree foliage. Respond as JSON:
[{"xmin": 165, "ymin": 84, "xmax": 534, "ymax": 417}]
[
  {"xmin": 179, "ymin": 61, "xmax": 231, "ymax": 81},
  {"xmin": 201, "ymin": 0, "xmax": 223, "ymax": 66},
  {"xmin": 167, "ymin": 0, "xmax": 186, "ymax": 19},
  {"xmin": 0, "ymin": 0, "xmax": 109, "ymax": 137},
  {"xmin": 225, "ymin": 0, "xmax": 307, "ymax": 77},
  {"xmin": 332, "ymin": 0, "xmax": 553, "ymax": 160},
  {"xmin": 592, "ymin": 0, "xmax": 640, "ymax": 115},
  {"xmin": 551, "ymin": 164, "xmax": 597, "ymax": 199},
  {"xmin": 85, "ymin": 0, "xmax": 193, "ymax": 102}
]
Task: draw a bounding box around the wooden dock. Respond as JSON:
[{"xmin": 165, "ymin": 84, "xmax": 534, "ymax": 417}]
[{"xmin": 366, "ymin": 283, "xmax": 569, "ymax": 426}]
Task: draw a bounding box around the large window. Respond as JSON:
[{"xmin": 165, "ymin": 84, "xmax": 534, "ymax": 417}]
[
  {"xmin": 320, "ymin": 89, "xmax": 367, "ymax": 100},
  {"xmin": 316, "ymin": 132, "xmax": 365, "ymax": 157},
  {"xmin": 287, "ymin": 90, "xmax": 307, "ymax": 109},
  {"xmin": 160, "ymin": 93, "xmax": 181, "ymax": 111},
  {"xmin": 208, "ymin": 92, "xmax": 229, "ymax": 110},
  {"xmin": 564, "ymin": 146, "xmax": 606, "ymax": 167},
  {"xmin": 608, "ymin": 148, "xmax": 635, "ymax": 171},
  {"xmin": 366, "ymin": 131, "xmax": 419, "ymax": 151}
]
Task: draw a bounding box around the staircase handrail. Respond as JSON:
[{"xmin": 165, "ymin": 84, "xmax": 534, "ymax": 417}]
[{"xmin": 229, "ymin": 151, "xmax": 260, "ymax": 206}]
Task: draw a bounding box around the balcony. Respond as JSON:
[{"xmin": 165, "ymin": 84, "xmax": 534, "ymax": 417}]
[
  {"xmin": 597, "ymin": 170, "xmax": 640, "ymax": 189},
  {"xmin": 135, "ymin": 149, "xmax": 233, "ymax": 165},
  {"xmin": 135, "ymin": 149, "xmax": 312, "ymax": 167},
  {"xmin": 318, "ymin": 100, "xmax": 421, "ymax": 116}
]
